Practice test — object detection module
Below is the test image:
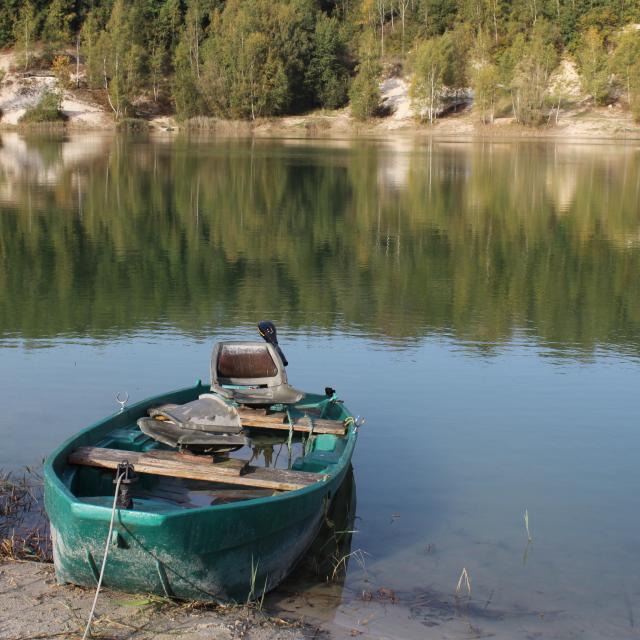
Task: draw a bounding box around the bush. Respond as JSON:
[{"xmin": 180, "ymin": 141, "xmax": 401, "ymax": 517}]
[
  {"xmin": 19, "ymin": 90, "xmax": 65, "ymax": 124},
  {"xmin": 349, "ymin": 59, "xmax": 381, "ymax": 121},
  {"xmin": 116, "ymin": 118, "xmax": 149, "ymax": 133}
]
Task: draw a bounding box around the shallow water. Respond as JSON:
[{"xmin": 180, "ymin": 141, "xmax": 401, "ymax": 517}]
[{"xmin": 1, "ymin": 132, "xmax": 640, "ymax": 639}]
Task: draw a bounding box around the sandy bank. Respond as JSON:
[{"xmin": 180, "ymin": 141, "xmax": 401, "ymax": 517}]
[{"xmin": 0, "ymin": 561, "xmax": 314, "ymax": 640}]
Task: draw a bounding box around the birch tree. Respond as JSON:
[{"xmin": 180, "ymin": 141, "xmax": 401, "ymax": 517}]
[
  {"xmin": 411, "ymin": 34, "xmax": 455, "ymax": 124},
  {"xmin": 577, "ymin": 28, "xmax": 610, "ymax": 105},
  {"xmin": 13, "ymin": 1, "xmax": 37, "ymax": 71}
]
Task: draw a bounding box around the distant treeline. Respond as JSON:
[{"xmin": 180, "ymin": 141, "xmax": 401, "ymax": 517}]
[{"xmin": 3, "ymin": 0, "xmax": 640, "ymax": 122}]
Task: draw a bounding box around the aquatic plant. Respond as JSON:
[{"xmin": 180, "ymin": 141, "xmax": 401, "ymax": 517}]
[
  {"xmin": 456, "ymin": 567, "xmax": 472, "ymax": 596},
  {"xmin": 524, "ymin": 509, "xmax": 533, "ymax": 542},
  {"xmin": 0, "ymin": 468, "xmax": 51, "ymax": 562},
  {"xmin": 331, "ymin": 548, "xmax": 369, "ymax": 581}
]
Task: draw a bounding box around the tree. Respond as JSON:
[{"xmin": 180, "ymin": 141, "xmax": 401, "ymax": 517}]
[
  {"xmin": 81, "ymin": 10, "xmax": 103, "ymax": 89},
  {"xmin": 349, "ymin": 30, "xmax": 380, "ymax": 120},
  {"xmin": 98, "ymin": 0, "xmax": 144, "ymax": 120},
  {"xmin": 349, "ymin": 58, "xmax": 380, "ymax": 119},
  {"xmin": 306, "ymin": 14, "xmax": 350, "ymax": 109},
  {"xmin": 611, "ymin": 29, "xmax": 640, "ymax": 108},
  {"xmin": 376, "ymin": 0, "xmax": 386, "ymax": 55},
  {"xmin": 158, "ymin": 0, "xmax": 183, "ymax": 50},
  {"xmin": 183, "ymin": 0, "xmax": 204, "ymax": 81},
  {"xmin": 472, "ymin": 62, "xmax": 499, "ymax": 123},
  {"xmin": 42, "ymin": 0, "xmax": 74, "ymax": 59},
  {"xmin": 199, "ymin": 0, "xmax": 316, "ymax": 119},
  {"xmin": 577, "ymin": 27, "xmax": 610, "ymax": 104},
  {"xmin": 501, "ymin": 22, "xmax": 559, "ymax": 125},
  {"xmin": 173, "ymin": 23, "xmax": 204, "ymax": 118},
  {"xmin": 52, "ymin": 54, "xmax": 71, "ymax": 88},
  {"xmin": 13, "ymin": 1, "xmax": 37, "ymax": 71},
  {"xmin": 410, "ymin": 33, "xmax": 456, "ymax": 124},
  {"xmin": 398, "ymin": 0, "xmax": 411, "ymax": 54},
  {"xmin": 150, "ymin": 42, "xmax": 165, "ymax": 102}
]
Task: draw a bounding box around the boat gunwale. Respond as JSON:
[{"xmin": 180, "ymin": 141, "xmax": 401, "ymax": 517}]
[{"xmin": 45, "ymin": 381, "xmax": 357, "ymax": 521}]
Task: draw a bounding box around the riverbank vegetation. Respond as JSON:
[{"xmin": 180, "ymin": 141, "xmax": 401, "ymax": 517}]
[
  {"xmin": 1, "ymin": 0, "xmax": 640, "ymax": 125},
  {"xmin": 0, "ymin": 468, "xmax": 51, "ymax": 562},
  {"xmin": 18, "ymin": 88, "xmax": 66, "ymax": 124}
]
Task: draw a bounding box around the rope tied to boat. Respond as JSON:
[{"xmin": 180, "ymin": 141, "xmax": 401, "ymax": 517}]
[{"xmin": 82, "ymin": 467, "xmax": 126, "ymax": 640}]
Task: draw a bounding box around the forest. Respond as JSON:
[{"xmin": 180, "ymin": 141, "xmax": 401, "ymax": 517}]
[{"xmin": 2, "ymin": 0, "xmax": 640, "ymax": 123}]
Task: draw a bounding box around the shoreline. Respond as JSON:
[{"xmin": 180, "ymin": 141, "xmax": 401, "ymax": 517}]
[
  {"xmin": 0, "ymin": 560, "xmax": 317, "ymax": 640},
  {"xmin": 2, "ymin": 108, "xmax": 640, "ymax": 143}
]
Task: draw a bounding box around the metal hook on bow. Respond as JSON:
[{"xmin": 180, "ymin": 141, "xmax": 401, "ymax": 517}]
[{"xmin": 115, "ymin": 392, "xmax": 129, "ymax": 412}]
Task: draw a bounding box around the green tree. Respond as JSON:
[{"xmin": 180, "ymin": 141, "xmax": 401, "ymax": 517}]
[
  {"xmin": 306, "ymin": 14, "xmax": 350, "ymax": 109},
  {"xmin": 502, "ymin": 22, "xmax": 558, "ymax": 125},
  {"xmin": 81, "ymin": 10, "xmax": 103, "ymax": 89},
  {"xmin": 150, "ymin": 41, "xmax": 166, "ymax": 102},
  {"xmin": 472, "ymin": 62, "xmax": 499, "ymax": 123},
  {"xmin": 349, "ymin": 57, "xmax": 380, "ymax": 120},
  {"xmin": 98, "ymin": 0, "xmax": 143, "ymax": 120},
  {"xmin": 199, "ymin": 0, "xmax": 315, "ymax": 119},
  {"xmin": 13, "ymin": 1, "xmax": 37, "ymax": 71},
  {"xmin": 348, "ymin": 30, "xmax": 380, "ymax": 120},
  {"xmin": 611, "ymin": 29, "xmax": 640, "ymax": 108},
  {"xmin": 410, "ymin": 32, "xmax": 457, "ymax": 124},
  {"xmin": 172, "ymin": 0, "xmax": 210, "ymax": 118},
  {"xmin": 158, "ymin": 0, "xmax": 183, "ymax": 50},
  {"xmin": 173, "ymin": 31, "xmax": 204, "ymax": 118},
  {"xmin": 42, "ymin": 0, "xmax": 74, "ymax": 59},
  {"xmin": 577, "ymin": 27, "xmax": 610, "ymax": 104}
]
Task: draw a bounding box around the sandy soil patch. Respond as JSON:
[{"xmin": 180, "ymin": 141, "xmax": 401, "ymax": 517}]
[
  {"xmin": 0, "ymin": 561, "xmax": 314, "ymax": 640},
  {"xmin": 0, "ymin": 50, "xmax": 112, "ymax": 128}
]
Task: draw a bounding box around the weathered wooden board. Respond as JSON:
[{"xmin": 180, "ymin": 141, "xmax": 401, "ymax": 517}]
[
  {"xmin": 69, "ymin": 447, "xmax": 325, "ymax": 492},
  {"xmin": 144, "ymin": 449, "xmax": 249, "ymax": 475},
  {"xmin": 238, "ymin": 408, "xmax": 346, "ymax": 435}
]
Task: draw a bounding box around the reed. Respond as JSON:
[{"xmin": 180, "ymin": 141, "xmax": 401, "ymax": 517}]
[
  {"xmin": 0, "ymin": 467, "xmax": 51, "ymax": 563},
  {"xmin": 455, "ymin": 567, "xmax": 471, "ymax": 596},
  {"xmin": 331, "ymin": 548, "xmax": 369, "ymax": 580},
  {"xmin": 247, "ymin": 556, "xmax": 259, "ymax": 604},
  {"xmin": 524, "ymin": 509, "xmax": 533, "ymax": 542}
]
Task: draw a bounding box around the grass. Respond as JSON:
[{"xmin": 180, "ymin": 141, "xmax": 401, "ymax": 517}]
[
  {"xmin": 182, "ymin": 116, "xmax": 253, "ymax": 134},
  {"xmin": 0, "ymin": 467, "xmax": 51, "ymax": 563},
  {"xmin": 116, "ymin": 118, "xmax": 149, "ymax": 133},
  {"xmin": 331, "ymin": 547, "xmax": 369, "ymax": 581}
]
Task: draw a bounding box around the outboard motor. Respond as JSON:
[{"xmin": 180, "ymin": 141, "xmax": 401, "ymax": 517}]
[{"xmin": 258, "ymin": 320, "xmax": 288, "ymax": 366}]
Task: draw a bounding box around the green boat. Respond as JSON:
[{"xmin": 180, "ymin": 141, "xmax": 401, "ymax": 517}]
[{"xmin": 44, "ymin": 322, "xmax": 360, "ymax": 602}]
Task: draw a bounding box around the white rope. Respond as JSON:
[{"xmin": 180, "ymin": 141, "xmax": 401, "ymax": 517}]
[{"xmin": 82, "ymin": 471, "xmax": 124, "ymax": 640}]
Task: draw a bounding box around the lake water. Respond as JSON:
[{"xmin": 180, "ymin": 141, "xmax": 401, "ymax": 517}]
[{"xmin": 1, "ymin": 132, "xmax": 639, "ymax": 639}]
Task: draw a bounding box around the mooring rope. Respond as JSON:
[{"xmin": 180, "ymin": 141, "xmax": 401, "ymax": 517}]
[{"xmin": 82, "ymin": 469, "xmax": 125, "ymax": 640}]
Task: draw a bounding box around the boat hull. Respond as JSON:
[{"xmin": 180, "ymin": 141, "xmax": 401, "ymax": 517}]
[{"xmin": 45, "ymin": 382, "xmax": 356, "ymax": 602}]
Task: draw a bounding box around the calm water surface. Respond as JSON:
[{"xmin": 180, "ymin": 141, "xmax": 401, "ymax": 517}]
[{"xmin": 1, "ymin": 132, "xmax": 639, "ymax": 639}]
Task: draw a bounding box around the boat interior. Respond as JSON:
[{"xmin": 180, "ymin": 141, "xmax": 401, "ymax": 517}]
[{"xmin": 63, "ymin": 327, "xmax": 352, "ymax": 512}]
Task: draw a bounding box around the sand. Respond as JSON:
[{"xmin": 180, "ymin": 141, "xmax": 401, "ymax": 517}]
[{"xmin": 0, "ymin": 560, "xmax": 315, "ymax": 640}]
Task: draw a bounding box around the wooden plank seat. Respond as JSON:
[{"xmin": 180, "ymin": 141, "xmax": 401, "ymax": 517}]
[
  {"xmin": 238, "ymin": 408, "xmax": 346, "ymax": 436},
  {"xmin": 69, "ymin": 447, "xmax": 326, "ymax": 492},
  {"xmin": 148, "ymin": 403, "xmax": 347, "ymax": 436}
]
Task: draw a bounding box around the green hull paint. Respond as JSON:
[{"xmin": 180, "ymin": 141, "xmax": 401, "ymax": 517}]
[{"xmin": 44, "ymin": 382, "xmax": 357, "ymax": 602}]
